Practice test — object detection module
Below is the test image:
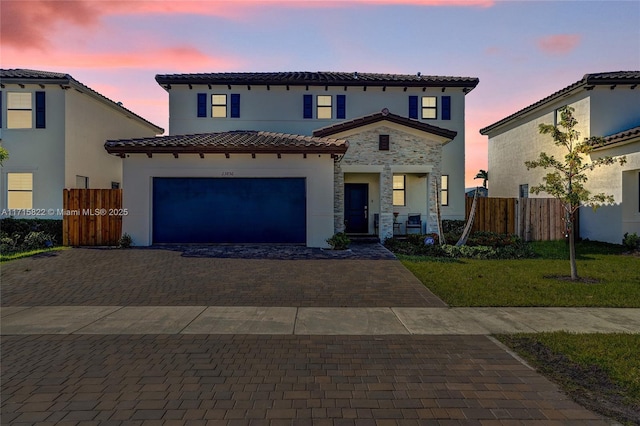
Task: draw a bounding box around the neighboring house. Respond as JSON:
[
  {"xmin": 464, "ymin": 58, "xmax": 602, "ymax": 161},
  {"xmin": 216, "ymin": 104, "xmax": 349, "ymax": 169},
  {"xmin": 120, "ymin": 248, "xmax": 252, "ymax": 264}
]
[
  {"xmin": 0, "ymin": 69, "xmax": 163, "ymax": 218},
  {"xmin": 106, "ymin": 71, "xmax": 478, "ymax": 247},
  {"xmin": 480, "ymin": 71, "xmax": 640, "ymax": 244}
]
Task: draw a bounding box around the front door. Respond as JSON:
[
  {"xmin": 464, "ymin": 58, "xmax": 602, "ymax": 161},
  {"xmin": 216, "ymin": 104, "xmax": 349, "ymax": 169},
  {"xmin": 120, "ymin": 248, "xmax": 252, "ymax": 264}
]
[{"xmin": 344, "ymin": 183, "xmax": 368, "ymax": 233}]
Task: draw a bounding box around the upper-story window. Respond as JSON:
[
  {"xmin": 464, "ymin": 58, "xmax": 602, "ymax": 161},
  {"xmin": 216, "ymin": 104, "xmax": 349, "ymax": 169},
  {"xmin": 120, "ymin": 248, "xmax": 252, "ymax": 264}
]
[
  {"xmin": 422, "ymin": 96, "xmax": 437, "ymax": 119},
  {"xmin": 7, "ymin": 92, "xmax": 33, "ymax": 128},
  {"xmin": 317, "ymin": 95, "xmax": 332, "ymax": 119},
  {"xmin": 211, "ymin": 94, "xmax": 227, "ymax": 118},
  {"xmin": 198, "ymin": 93, "xmax": 240, "ymax": 118},
  {"xmin": 4, "ymin": 91, "xmax": 46, "ymax": 129}
]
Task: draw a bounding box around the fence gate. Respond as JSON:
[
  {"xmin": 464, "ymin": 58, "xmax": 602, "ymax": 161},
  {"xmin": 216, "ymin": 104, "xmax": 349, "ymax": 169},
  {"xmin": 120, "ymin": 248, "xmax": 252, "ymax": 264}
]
[
  {"xmin": 63, "ymin": 189, "xmax": 123, "ymax": 246},
  {"xmin": 465, "ymin": 197, "xmax": 570, "ymax": 241}
]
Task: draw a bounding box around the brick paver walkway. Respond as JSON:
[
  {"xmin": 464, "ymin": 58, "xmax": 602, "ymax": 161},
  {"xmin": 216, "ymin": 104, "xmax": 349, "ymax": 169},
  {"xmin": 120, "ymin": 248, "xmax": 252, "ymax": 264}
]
[{"xmin": 1, "ymin": 335, "xmax": 609, "ymax": 425}]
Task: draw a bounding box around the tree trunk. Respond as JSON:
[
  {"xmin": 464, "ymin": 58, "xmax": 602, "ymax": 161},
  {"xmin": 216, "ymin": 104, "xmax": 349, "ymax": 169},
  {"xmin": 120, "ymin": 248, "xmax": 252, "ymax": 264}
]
[{"xmin": 569, "ymin": 212, "xmax": 579, "ymax": 280}]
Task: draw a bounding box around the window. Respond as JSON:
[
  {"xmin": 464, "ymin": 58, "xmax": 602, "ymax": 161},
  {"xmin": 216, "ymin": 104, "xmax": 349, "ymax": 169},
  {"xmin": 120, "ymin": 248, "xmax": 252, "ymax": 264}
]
[
  {"xmin": 317, "ymin": 95, "xmax": 332, "ymax": 119},
  {"xmin": 393, "ymin": 175, "xmax": 405, "ymax": 206},
  {"xmin": 211, "ymin": 94, "xmax": 227, "ymax": 118},
  {"xmin": 76, "ymin": 175, "xmax": 89, "ymax": 189},
  {"xmin": 519, "ymin": 184, "xmax": 529, "ymax": 198},
  {"xmin": 7, "ymin": 92, "xmax": 32, "ymax": 128},
  {"xmin": 422, "ymin": 96, "xmax": 437, "ymax": 119},
  {"xmin": 379, "ymin": 135, "xmax": 390, "ymax": 151},
  {"xmin": 7, "ymin": 173, "xmax": 33, "ymax": 209},
  {"xmin": 441, "ymin": 175, "xmax": 449, "ymax": 206}
]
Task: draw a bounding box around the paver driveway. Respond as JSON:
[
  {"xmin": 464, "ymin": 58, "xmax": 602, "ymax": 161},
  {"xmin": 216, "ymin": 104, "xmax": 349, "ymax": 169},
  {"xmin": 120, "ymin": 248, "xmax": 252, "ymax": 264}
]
[{"xmin": 0, "ymin": 246, "xmax": 613, "ymax": 425}]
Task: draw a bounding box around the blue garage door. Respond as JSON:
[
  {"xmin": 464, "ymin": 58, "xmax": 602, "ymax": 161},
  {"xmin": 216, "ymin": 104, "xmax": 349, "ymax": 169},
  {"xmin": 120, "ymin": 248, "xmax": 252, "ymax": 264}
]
[{"xmin": 153, "ymin": 178, "xmax": 306, "ymax": 244}]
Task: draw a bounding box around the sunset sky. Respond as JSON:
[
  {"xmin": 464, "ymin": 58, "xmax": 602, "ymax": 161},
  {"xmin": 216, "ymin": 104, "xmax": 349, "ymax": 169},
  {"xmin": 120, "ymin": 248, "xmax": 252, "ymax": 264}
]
[{"xmin": 2, "ymin": 0, "xmax": 638, "ymax": 187}]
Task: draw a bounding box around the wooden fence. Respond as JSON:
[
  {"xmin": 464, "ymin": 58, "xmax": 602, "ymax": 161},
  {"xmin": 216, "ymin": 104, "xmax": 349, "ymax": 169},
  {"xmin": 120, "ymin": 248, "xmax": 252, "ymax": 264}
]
[
  {"xmin": 63, "ymin": 189, "xmax": 123, "ymax": 246},
  {"xmin": 465, "ymin": 197, "xmax": 571, "ymax": 241}
]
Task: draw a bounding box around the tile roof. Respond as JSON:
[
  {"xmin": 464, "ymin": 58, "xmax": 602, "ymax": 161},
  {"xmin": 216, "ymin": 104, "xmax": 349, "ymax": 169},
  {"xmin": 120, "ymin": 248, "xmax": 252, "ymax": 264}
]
[
  {"xmin": 155, "ymin": 71, "xmax": 479, "ymax": 90},
  {"xmin": 480, "ymin": 71, "xmax": 640, "ymax": 135},
  {"xmin": 104, "ymin": 130, "xmax": 348, "ymax": 157},
  {"xmin": 596, "ymin": 125, "xmax": 640, "ymax": 149},
  {"xmin": 313, "ymin": 110, "xmax": 457, "ymax": 140},
  {"xmin": 1, "ymin": 68, "xmax": 163, "ymax": 133}
]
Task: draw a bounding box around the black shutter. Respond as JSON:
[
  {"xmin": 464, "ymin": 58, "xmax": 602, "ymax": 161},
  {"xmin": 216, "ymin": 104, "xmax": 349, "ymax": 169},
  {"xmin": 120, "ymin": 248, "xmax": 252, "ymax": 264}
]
[
  {"xmin": 442, "ymin": 96, "xmax": 451, "ymax": 120},
  {"xmin": 35, "ymin": 91, "xmax": 46, "ymax": 128},
  {"xmin": 408, "ymin": 96, "xmax": 418, "ymax": 119},
  {"xmin": 197, "ymin": 93, "xmax": 207, "ymax": 117},
  {"xmin": 230, "ymin": 94, "xmax": 240, "ymax": 118},
  {"xmin": 303, "ymin": 94, "xmax": 313, "ymax": 119},
  {"xmin": 336, "ymin": 95, "xmax": 346, "ymax": 119}
]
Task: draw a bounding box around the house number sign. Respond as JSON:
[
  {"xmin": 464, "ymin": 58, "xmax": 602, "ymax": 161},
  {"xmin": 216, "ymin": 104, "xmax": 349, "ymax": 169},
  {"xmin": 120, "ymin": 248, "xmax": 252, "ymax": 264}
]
[{"xmin": 221, "ymin": 171, "xmax": 234, "ymax": 176}]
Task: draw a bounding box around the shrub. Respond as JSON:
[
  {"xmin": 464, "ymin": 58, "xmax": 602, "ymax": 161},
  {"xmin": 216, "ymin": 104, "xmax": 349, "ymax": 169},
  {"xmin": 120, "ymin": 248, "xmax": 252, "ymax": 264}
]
[
  {"xmin": 0, "ymin": 218, "xmax": 63, "ymax": 247},
  {"xmin": 384, "ymin": 232, "xmax": 535, "ymax": 260},
  {"xmin": 622, "ymin": 232, "xmax": 640, "ymax": 251},
  {"xmin": 326, "ymin": 232, "xmax": 350, "ymax": 250},
  {"xmin": 21, "ymin": 231, "xmax": 56, "ymax": 251},
  {"xmin": 119, "ymin": 233, "xmax": 133, "ymax": 249}
]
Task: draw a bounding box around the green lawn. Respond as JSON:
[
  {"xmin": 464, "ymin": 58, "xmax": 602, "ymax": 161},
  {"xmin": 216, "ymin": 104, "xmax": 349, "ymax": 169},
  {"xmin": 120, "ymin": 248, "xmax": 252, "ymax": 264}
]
[
  {"xmin": 0, "ymin": 246, "xmax": 68, "ymax": 262},
  {"xmin": 497, "ymin": 332, "xmax": 640, "ymax": 425},
  {"xmin": 400, "ymin": 247, "xmax": 640, "ymax": 307},
  {"xmin": 396, "ymin": 240, "xmax": 640, "ymax": 423}
]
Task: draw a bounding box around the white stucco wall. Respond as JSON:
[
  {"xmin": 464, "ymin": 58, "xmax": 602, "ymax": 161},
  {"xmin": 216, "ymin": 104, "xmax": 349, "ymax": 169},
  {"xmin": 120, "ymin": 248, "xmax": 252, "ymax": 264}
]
[
  {"xmin": 0, "ymin": 86, "xmax": 66, "ymax": 216},
  {"xmin": 580, "ymin": 140, "xmax": 640, "ymax": 243},
  {"xmin": 121, "ymin": 153, "xmax": 335, "ymax": 247},
  {"xmin": 487, "ymin": 94, "xmax": 591, "ymax": 198},
  {"xmin": 65, "ymin": 90, "xmax": 160, "ymax": 189},
  {"xmin": 164, "ymin": 84, "xmax": 469, "ymax": 220},
  {"xmin": 485, "ymin": 83, "xmax": 640, "ymax": 243}
]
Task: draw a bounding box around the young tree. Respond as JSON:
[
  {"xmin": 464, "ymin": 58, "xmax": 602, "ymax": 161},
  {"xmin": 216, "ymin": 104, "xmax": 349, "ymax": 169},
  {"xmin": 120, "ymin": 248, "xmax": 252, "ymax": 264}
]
[
  {"xmin": 525, "ymin": 106, "xmax": 626, "ymax": 280},
  {"xmin": 474, "ymin": 169, "xmax": 488, "ymax": 188}
]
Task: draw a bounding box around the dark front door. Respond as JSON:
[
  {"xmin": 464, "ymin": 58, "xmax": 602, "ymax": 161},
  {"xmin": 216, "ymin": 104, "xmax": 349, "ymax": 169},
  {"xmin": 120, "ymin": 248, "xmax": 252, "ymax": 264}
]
[{"xmin": 344, "ymin": 183, "xmax": 368, "ymax": 233}]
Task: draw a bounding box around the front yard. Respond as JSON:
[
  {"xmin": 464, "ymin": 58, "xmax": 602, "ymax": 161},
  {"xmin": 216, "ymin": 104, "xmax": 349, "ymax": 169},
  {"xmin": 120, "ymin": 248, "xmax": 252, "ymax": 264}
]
[{"xmin": 391, "ymin": 237, "xmax": 640, "ymax": 425}]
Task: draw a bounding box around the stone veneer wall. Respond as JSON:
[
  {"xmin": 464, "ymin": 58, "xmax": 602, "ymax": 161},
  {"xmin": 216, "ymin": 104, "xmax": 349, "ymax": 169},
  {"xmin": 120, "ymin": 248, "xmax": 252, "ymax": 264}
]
[{"xmin": 334, "ymin": 125, "xmax": 443, "ymax": 240}]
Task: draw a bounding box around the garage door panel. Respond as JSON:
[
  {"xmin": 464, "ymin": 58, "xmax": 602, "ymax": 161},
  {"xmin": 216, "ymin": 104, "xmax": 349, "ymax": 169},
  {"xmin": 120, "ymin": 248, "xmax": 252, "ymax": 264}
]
[{"xmin": 153, "ymin": 178, "xmax": 306, "ymax": 244}]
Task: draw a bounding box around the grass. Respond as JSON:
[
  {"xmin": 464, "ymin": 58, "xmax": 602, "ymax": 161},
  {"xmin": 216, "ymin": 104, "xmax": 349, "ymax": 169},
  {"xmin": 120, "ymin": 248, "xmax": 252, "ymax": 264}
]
[
  {"xmin": 394, "ymin": 239, "xmax": 640, "ymax": 423},
  {"xmin": 0, "ymin": 246, "xmax": 68, "ymax": 262},
  {"xmin": 399, "ymin": 241, "xmax": 640, "ymax": 307},
  {"xmin": 498, "ymin": 332, "xmax": 640, "ymax": 425}
]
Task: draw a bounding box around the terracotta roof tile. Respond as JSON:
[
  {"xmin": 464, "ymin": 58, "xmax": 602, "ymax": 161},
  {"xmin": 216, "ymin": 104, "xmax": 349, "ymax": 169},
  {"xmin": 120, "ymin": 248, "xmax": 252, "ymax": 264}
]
[
  {"xmin": 155, "ymin": 71, "xmax": 479, "ymax": 90},
  {"xmin": 104, "ymin": 130, "xmax": 348, "ymax": 156},
  {"xmin": 313, "ymin": 110, "xmax": 457, "ymax": 140},
  {"xmin": 596, "ymin": 125, "xmax": 640, "ymax": 149}
]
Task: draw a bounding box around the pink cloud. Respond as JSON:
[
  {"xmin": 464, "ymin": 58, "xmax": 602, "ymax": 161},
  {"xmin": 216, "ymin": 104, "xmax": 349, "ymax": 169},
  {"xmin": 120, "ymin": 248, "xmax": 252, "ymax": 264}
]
[
  {"xmin": 0, "ymin": 0, "xmax": 100, "ymax": 49},
  {"xmin": 536, "ymin": 34, "xmax": 581, "ymax": 55},
  {"xmin": 2, "ymin": 0, "xmax": 494, "ymax": 50},
  {"xmin": 2, "ymin": 45, "xmax": 242, "ymax": 71}
]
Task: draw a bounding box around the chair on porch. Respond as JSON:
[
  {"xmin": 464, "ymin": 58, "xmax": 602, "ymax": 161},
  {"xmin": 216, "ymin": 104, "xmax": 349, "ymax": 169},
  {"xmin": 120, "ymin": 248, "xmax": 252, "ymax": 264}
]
[{"xmin": 406, "ymin": 213, "xmax": 422, "ymax": 234}]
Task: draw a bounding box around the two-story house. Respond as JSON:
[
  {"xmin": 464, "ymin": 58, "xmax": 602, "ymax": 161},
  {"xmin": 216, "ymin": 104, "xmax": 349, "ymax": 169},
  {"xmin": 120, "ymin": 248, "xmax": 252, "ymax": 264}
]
[
  {"xmin": 480, "ymin": 71, "xmax": 640, "ymax": 244},
  {"xmin": 0, "ymin": 69, "xmax": 163, "ymax": 218},
  {"xmin": 105, "ymin": 72, "xmax": 479, "ymax": 247}
]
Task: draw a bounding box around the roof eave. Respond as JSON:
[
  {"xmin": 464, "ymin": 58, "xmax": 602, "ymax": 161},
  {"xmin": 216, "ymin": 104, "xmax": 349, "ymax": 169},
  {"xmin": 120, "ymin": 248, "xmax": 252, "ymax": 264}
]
[{"xmin": 104, "ymin": 145, "xmax": 348, "ymax": 156}]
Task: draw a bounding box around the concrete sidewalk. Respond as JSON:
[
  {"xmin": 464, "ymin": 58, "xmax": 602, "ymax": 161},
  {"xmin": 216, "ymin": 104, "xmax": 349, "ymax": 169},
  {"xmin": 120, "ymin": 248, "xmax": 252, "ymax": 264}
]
[{"xmin": 2, "ymin": 306, "xmax": 639, "ymax": 335}]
